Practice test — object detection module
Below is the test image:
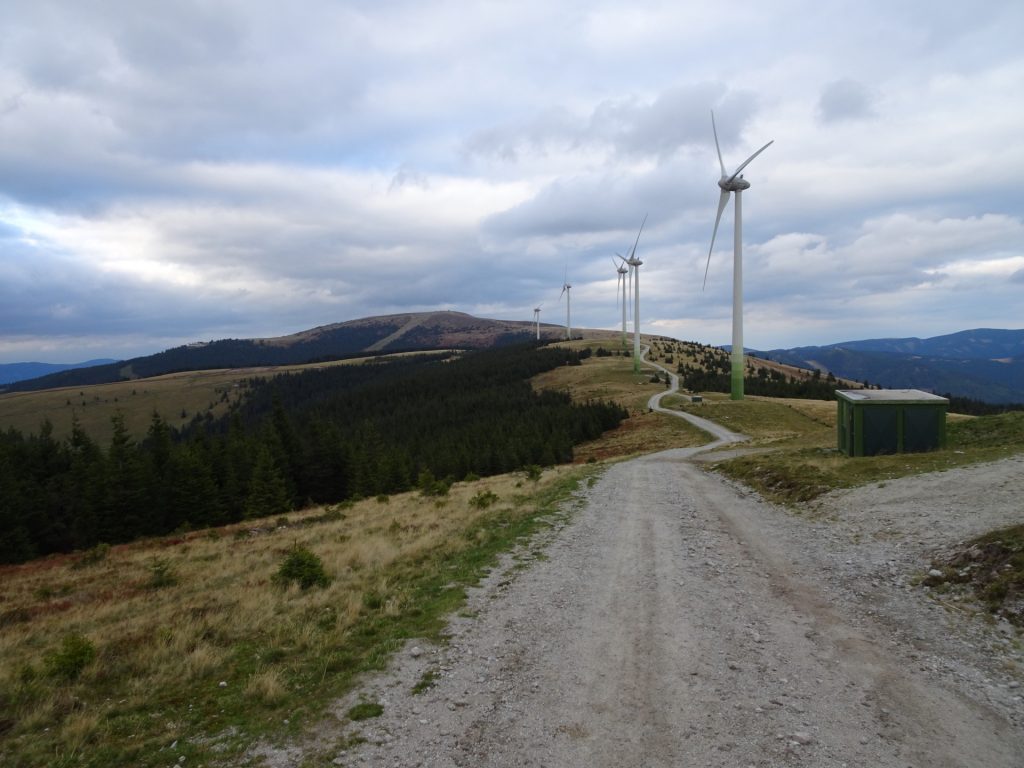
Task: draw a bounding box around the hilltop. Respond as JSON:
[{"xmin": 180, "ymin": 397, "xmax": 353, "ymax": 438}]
[{"xmin": 3, "ymin": 312, "xmax": 609, "ymax": 393}]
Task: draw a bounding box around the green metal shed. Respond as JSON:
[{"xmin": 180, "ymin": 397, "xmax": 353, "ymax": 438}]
[{"xmin": 836, "ymin": 389, "xmax": 948, "ymax": 457}]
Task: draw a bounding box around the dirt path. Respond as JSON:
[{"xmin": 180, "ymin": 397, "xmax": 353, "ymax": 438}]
[{"xmin": 283, "ymin": 358, "xmax": 1024, "ymax": 766}]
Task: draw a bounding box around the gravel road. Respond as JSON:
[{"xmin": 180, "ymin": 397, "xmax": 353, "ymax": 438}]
[{"xmin": 295, "ymin": 355, "xmax": 1024, "ymax": 767}]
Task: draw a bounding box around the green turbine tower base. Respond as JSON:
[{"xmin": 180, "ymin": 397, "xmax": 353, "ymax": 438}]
[{"xmin": 730, "ymin": 353, "xmax": 744, "ymax": 400}]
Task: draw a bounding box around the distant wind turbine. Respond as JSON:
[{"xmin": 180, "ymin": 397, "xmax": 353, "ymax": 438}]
[
  {"xmin": 533, "ymin": 305, "xmax": 542, "ymax": 340},
  {"xmin": 625, "ymin": 214, "xmax": 647, "ymax": 373},
  {"xmin": 559, "ymin": 270, "xmax": 572, "ymax": 340},
  {"xmin": 704, "ymin": 111, "xmax": 773, "ymax": 400},
  {"xmin": 613, "ymin": 257, "xmax": 629, "ymax": 348}
]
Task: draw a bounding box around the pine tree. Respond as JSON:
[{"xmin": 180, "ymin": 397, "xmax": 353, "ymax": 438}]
[{"xmin": 244, "ymin": 444, "xmax": 291, "ymax": 519}]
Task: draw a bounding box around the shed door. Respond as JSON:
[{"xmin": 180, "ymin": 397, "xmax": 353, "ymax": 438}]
[
  {"xmin": 904, "ymin": 406, "xmax": 940, "ymax": 452},
  {"xmin": 862, "ymin": 407, "xmax": 898, "ymax": 455}
]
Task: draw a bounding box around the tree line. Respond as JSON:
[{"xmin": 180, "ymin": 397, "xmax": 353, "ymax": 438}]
[
  {"xmin": 676, "ymin": 357, "xmax": 844, "ymax": 400},
  {"xmin": 0, "ymin": 344, "xmax": 625, "ymax": 564}
]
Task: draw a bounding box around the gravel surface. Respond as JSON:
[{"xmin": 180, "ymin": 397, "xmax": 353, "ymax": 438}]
[
  {"xmin": 321, "ymin": 448, "xmax": 1023, "ymax": 768},
  {"xmin": 262, "ymin": 355, "xmax": 1024, "ymax": 767}
]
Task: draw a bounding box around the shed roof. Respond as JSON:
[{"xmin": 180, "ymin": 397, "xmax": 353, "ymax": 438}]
[{"xmin": 835, "ymin": 389, "xmax": 949, "ymax": 405}]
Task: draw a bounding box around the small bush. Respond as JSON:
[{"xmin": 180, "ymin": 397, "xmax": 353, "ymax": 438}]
[
  {"xmin": 45, "ymin": 633, "xmax": 96, "ymax": 681},
  {"xmin": 274, "ymin": 545, "xmax": 331, "ymax": 590},
  {"xmin": 146, "ymin": 559, "xmax": 177, "ymax": 589},
  {"xmin": 522, "ymin": 464, "xmax": 543, "ymax": 482},
  {"xmin": 376, "ymin": 494, "xmax": 390, "ymax": 504},
  {"xmin": 417, "ymin": 469, "xmax": 452, "ymax": 497},
  {"xmin": 469, "ymin": 491, "xmax": 499, "ymax": 510}
]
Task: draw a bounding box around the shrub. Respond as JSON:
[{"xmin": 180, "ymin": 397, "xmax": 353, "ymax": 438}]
[
  {"xmin": 522, "ymin": 464, "xmax": 543, "ymax": 482},
  {"xmin": 146, "ymin": 558, "xmax": 177, "ymax": 589},
  {"xmin": 45, "ymin": 633, "xmax": 96, "ymax": 680},
  {"xmin": 417, "ymin": 469, "xmax": 452, "ymax": 497},
  {"xmin": 274, "ymin": 545, "xmax": 331, "ymax": 590},
  {"xmin": 469, "ymin": 491, "xmax": 499, "ymax": 510}
]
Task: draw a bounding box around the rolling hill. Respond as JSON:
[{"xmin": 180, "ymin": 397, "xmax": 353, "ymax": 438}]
[
  {"xmin": 758, "ymin": 328, "xmax": 1024, "ymax": 404},
  {"xmin": 2, "ymin": 312, "xmax": 577, "ymax": 393}
]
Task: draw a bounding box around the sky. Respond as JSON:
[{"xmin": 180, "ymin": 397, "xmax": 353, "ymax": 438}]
[{"xmin": 1, "ymin": 0, "xmax": 1023, "ymax": 363}]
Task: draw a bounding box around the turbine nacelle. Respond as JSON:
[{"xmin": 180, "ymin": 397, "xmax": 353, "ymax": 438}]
[{"xmin": 718, "ymin": 175, "xmax": 750, "ymax": 192}]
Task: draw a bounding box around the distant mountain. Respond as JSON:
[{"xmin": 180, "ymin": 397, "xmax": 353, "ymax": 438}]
[
  {"xmin": 2, "ymin": 312, "xmax": 575, "ymax": 393},
  {"xmin": 0, "ymin": 359, "xmax": 119, "ymax": 386},
  {"xmin": 757, "ymin": 329, "xmax": 1024, "ymax": 404}
]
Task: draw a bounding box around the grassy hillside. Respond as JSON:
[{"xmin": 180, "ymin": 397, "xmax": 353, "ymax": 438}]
[{"xmin": 0, "ymin": 466, "xmax": 594, "ymax": 767}]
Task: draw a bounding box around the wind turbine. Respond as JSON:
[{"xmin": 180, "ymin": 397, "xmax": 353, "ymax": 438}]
[
  {"xmin": 559, "ymin": 271, "xmax": 572, "ymax": 340},
  {"xmin": 533, "ymin": 305, "xmax": 542, "ymax": 340},
  {"xmin": 613, "ymin": 257, "xmax": 629, "ymax": 348},
  {"xmin": 625, "ymin": 214, "xmax": 647, "ymax": 373},
  {"xmin": 704, "ymin": 111, "xmax": 773, "ymax": 400}
]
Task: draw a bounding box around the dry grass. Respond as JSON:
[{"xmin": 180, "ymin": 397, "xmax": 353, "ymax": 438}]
[{"xmin": 0, "ymin": 465, "xmax": 586, "ymax": 767}]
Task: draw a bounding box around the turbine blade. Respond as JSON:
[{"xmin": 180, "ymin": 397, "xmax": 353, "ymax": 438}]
[
  {"xmin": 704, "ymin": 190, "xmax": 730, "ymax": 290},
  {"xmin": 629, "ymin": 213, "xmax": 648, "ymax": 260},
  {"xmin": 711, "ymin": 110, "xmax": 725, "ymax": 177},
  {"xmin": 727, "ymin": 140, "xmax": 774, "ymax": 183}
]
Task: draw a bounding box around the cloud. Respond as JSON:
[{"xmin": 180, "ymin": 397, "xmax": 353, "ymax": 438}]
[
  {"xmin": 817, "ymin": 79, "xmax": 876, "ymax": 123},
  {"xmin": 1, "ymin": 1, "xmax": 1023, "ymax": 362}
]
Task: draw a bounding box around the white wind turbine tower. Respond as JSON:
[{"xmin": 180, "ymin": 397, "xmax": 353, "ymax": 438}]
[
  {"xmin": 533, "ymin": 305, "xmax": 542, "ymax": 340},
  {"xmin": 613, "ymin": 257, "xmax": 629, "ymax": 348},
  {"xmin": 704, "ymin": 111, "xmax": 773, "ymax": 400},
  {"xmin": 559, "ymin": 271, "xmax": 572, "ymax": 340},
  {"xmin": 625, "ymin": 214, "xmax": 647, "ymax": 373}
]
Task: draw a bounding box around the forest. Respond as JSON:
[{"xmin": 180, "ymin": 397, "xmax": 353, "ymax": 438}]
[{"xmin": 0, "ymin": 344, "xmax": 626, "ymax": 564}]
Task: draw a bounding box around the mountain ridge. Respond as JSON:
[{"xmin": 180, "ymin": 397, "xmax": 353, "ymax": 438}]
[
  {"xmin": 1, "ymin": 312, "xmax": 589, "ymax": 393},
  {"xmin": 758, "ymin": 328, "xmax": 1024, "ymax": 404}
]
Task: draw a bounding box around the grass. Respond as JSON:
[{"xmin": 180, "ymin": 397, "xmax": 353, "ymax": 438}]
[
  {"xmin": 0, "ymin": 464, "xmax": 596, "ymax": 767},
  {"xmin": 697, "ymin": 404, "xmax": 1024, "ymax": 505},
  {"xmin": 925, "ymin": 524, "xmax": 1024, "ymax": 627},
  {"xmin": 532, "ymin": 339, "xmax": 709, "ymax": 459}
]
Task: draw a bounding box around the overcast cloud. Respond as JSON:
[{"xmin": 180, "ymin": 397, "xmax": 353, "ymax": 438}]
[{"xmin": 1, "ymin": 0, "xmax": 1022, "ymax": 362}]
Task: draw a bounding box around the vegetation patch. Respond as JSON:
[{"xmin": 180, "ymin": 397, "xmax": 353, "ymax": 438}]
[
  {"xmin": 712, "ymin": 409, "xmax": 1024, "ymax": 506},
  {"xmin": 0, "ymin": 465, "xmax": 592, "ymax": 767},
  {"xmin": 411, "ymin": 668, "xmax": 439, "ymax": 695},
  {"xmin": 469, "ymin": 490, "xmax": 499, "ymax": 509},
  {"xmin": 346, "ymin": 701, "xmax": 384, "ymax": 721},
  {"xmin": 273, "ymin": 545, "xmax": 331, "ymax": 590},
  {"xmin": 44, "ymin": 633, "xmax": 96, "ymax": 681},
  {"xmin": 924, "ymin": 524, "xmax": 1024, "ymax": 626}
]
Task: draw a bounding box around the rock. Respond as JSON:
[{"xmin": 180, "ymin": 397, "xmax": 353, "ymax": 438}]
[
  {"xmin": 410, "ymin": 646, "xmax": 424, "ymax": 658},
  {"xmin": 928, "ymin": 569, "xmax": 943, "ymax": 578},
  {"xmin": 791, "ymin": 731, "xmax": 813, "ymax": 745},
  {"xmin": 218, "ymin": 681, "xmax": 228, "ymax": 688}
]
